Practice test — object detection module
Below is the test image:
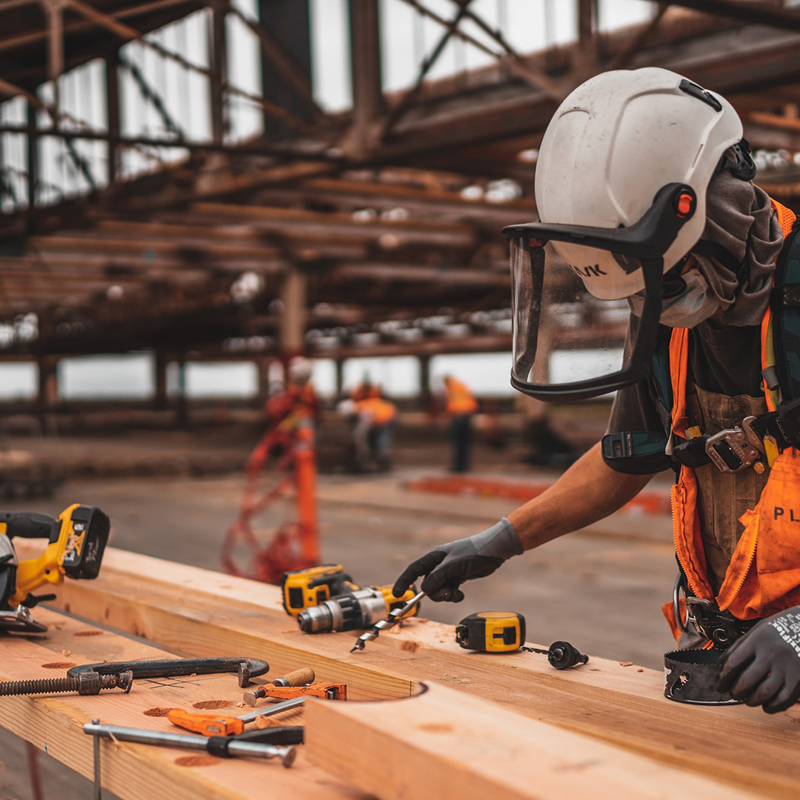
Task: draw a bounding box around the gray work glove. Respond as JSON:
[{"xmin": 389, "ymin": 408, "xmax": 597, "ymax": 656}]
[
  {"xmin": 392, "ymin": 518, "xmax": 523, "ymax": 602},
  {"xmin": 717, "ymin": 607, "xmax": 800, "ymax": 713}
]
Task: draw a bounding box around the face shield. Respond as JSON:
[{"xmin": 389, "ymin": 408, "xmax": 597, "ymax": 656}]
[{"xmin": 504, "ymin": 183, "xmax": 697, "ymax": 402}]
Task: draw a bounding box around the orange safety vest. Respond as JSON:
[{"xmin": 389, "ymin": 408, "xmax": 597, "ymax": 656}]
[
  {"xmin": 355, "ymin": 396, "xmax": 397, "ymax": 425},
  {"xmin": 666, "ymin": 199, "xmax": 800, "ymax": 630},
  {"xmin": 266, "ymin": 383, "xmax": 319, "ymax": 432},
  {"xmin": 445, "ymin": 378, "xmax": 478, "ymax": 415}
]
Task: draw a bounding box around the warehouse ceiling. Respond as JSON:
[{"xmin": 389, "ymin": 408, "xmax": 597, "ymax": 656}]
[{"xmin": 3, "ymin": 1, "xmax": 800, "ymax": 360}]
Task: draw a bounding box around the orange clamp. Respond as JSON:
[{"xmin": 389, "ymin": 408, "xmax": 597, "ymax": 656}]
[
  {"xmin": 258, "ymin": 682, "xmax": 347, "ymax": 701},
  {"xmin": 167, "ymin": 708, "xmax": 245, "ymax": 737}
]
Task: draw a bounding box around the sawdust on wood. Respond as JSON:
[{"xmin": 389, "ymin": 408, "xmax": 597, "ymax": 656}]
[
  {"xmin": 174, "ymin": 755, "xmax": 220, "ymax": 767},
  {"xmin": 192, "ymin": 700, "xmax": 234, "ymax": 710}
]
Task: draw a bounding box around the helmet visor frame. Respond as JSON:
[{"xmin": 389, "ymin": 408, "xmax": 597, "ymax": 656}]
[{"xmin": 503, "ymin": 183, "xmax": 695, "ymax": 402}]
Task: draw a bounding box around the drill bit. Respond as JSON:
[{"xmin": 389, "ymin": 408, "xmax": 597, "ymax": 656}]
[{"xmin": 350, "ymin": 590, "xmax": 426, "ymax": 653}]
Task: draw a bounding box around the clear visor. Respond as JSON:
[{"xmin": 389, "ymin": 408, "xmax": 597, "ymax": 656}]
[{"xmin": 510, "ymin": 238, "xmax": 656, "ymax": 401}]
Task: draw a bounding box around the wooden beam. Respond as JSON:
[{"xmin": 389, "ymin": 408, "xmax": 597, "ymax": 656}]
[
  {"xmin": 348, "ymin": 0, "xmax": 383, "ymax": 157},
  {"xmin": 225, "ymin": 2, "xmax": 324, "ymax": 121},
  {"xmin": 280, "ymin": 266, "xmax": 306, "ymax": 354},
  {"xmin": 12, "ymin": 543, "xmax": 800, "ymax": 800},
  {"xmin": 0, "ymin": 606, "xmax": 370, "ymax": 800},
  {"xmin": 28, "ymin": 235, "xmax": 284, "ymax": 262},
  {"xmin": 66, "ymin": 0, "xmax": 316, "ymax": 135},
  {"xmin": 209, "ymin": 5, "xmax": 226, "ymax": 145},
  {"xmin": 304, "ymin": 682, "xmax": 761, "ymax": 800},
  {"xmin": 662, "ymin": 0, "xmax": 800, "ymax": 32},
  {"xmin": 257, "ymin": 177, "xmax": 536, "ymax": 224},
  {"xmin": 106, "ymin": 50, "xmax": 120, "ymax": 185},
  {"xmin": 576, "ymin": 0, "xmax": 599, "ymax": 73},
  {"xmin": 0, "ymin": 0, "xmax": 198, "ymax": 56}
]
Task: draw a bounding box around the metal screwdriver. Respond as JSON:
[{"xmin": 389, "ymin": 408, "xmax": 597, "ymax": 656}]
[{"xmin": 350, "ymin": 590, "xmax": 426, "ymax": 653}]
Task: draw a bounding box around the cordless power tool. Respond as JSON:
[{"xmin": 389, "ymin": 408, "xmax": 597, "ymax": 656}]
[
  {"xmin": 280, "ymin": 564, "xmax": 358, "ymax": 617},
  {"xmin": 0, "ymin": 504, "xmax": 110, "ymax": 633},
  {"xmin": 296, "ymin": 585, "xmax": 420, "ymax": 634}
]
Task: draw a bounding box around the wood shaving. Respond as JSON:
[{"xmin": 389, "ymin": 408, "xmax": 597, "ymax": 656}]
[{"xmin": 619, "ymin": 662, "xmax": 634, "ymax": 667}]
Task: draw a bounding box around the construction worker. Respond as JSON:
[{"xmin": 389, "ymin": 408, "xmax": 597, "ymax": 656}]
[
  {"xmin": 248, "ymin": 357, "xmax": 319, "ymax": 471},
  {"xmin": 339, "ymin": 383, "xmax": 397, "ymax": 473},
  {"xmin": 441, "ymin": 375, "xmax": 478, "ymax": 473},
  {"xmin": 394, "ymin": 68, "xmax": 800, "ymax": 714},
  {"xmin": 350, "ymin": 372, "xmax": 381, "ymax": 402}
]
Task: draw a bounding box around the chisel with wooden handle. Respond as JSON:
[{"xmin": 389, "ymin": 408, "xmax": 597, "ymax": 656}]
[{"xmin": 242, "ymin": 666, "xmax": 315, "ymax": 706}]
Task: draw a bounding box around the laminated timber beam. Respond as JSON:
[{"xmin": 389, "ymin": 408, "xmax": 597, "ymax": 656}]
[
  {"xmin": 305, "ymin": 682, "xmax": 758, "ymax": 800},
  {"xmin": 0, "ymin": 606, "xmax": 374, "ymax": 800},
  {"xmin": 14, "ymin": 542, "xmax": 800, "ymax": 800},
  {"xmin": 94, "ymin": 211, "xmax": 479, "ymax": 249},
  {"xmin": 661, "ymin": 0, "xmax": 800, "ymax": 32},
  {"xmin": 0, "ymin": 585, "xmax": 778, "ymax": 800},
  {"xmin": 253, "ymin": 177, "xmax": 536, "ymax": 225}
]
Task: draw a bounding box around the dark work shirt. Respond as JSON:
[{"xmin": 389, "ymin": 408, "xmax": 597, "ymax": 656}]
[{"xmin": 605, "ymin": 315, "xmax": 763, "ymax": 472}]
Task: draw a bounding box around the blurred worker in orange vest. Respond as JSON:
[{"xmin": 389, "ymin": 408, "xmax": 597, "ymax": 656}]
[
  {"xmin": 442, "ymin": 375, "xmax": 478, "ymax": 473},
  {"xmin": 263, "ymin": 357, "xmax": 320, "ymax": 437},
  {"xmin": 349, "ymin": 372, "xmax": 381, "ymax": 402},
  {"xmin": 339, "ymin": 378, "xmax": 397, "ymax": 473}
]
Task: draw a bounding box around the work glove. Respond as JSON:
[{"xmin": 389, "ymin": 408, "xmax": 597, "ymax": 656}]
[
  {"xmin": 716, "ymin": 607, "xmax": 800, "ymax": 714},
  {"xmin": 392, "ymin": 518, "xmax": 523, "ymax": 602}
]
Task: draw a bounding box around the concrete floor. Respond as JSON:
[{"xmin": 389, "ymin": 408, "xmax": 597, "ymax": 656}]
[{"xmin": 0, "ymin": 459, "xmax": 679, "ymax": 800}]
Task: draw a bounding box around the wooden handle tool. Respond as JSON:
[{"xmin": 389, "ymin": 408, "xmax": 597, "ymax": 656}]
[{"xmin": 242, "ymin": 667, "xmax": 315, "ymax": 707}]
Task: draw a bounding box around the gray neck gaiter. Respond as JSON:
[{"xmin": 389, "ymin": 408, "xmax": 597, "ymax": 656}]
[{"xmin": 693, "ymin": 169, "xmax": 784, "ymax": 327}]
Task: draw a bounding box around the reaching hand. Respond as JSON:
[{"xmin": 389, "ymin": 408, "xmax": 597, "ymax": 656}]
[
  {"xmin": 717, "ymin": 607, "xmax": 800, "ymax": 713},
  {"xmin": 392, "ymin": 519, "xmax": 523, "ymax": 602}
]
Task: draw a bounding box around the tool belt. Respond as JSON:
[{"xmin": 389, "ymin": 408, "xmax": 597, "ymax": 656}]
[{"xmin": 673, "ymin": 573, "xmax": 757, "ymax": 649}]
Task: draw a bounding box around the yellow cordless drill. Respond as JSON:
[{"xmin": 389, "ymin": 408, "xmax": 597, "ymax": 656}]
[
  {"xmin": 0, "ymin": 504, "xmax": 110, "ymax": 633},
  {"xmin": 280, "ymin": 564, "xmax": 359, "ymax": 617}
]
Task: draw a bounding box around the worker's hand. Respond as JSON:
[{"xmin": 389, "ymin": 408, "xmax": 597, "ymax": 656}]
[
  {"xmin": 392, "ymin": 519, "xmax": 523, "ymax": 602},
  {"xmin": 716, "ymin": 607, "xmax": 800, "ymax": 713}
]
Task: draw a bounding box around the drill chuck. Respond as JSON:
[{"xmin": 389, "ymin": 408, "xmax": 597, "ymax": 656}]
[{"xmin": 297, "ymin": 588, "xmax": 388, "ymax": 633}]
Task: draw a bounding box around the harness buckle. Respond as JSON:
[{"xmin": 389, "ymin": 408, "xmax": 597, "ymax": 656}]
[{"xmin": 704, "ymin": 416, "xmax": 765, "ymax": 473}]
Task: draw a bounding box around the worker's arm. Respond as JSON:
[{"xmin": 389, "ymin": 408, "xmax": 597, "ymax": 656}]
[
  {"xmin": 508, "ymin": 442, "xmax": 655, "ymax": 550},
  {"xmin": 393, "ymin": 442, "xmax": 657, "ymax": 601}
]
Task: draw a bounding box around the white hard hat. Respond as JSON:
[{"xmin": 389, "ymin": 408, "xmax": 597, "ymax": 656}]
[
  {"xmin": 535, "ymin": 67, "xmax": 746, "ymax": 300},
  {"xmin": 287, "ymin": 357, "xmax": 313, "ymax": 384}
]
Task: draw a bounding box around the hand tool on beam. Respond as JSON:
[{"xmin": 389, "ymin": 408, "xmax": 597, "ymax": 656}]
[
  {"xmin": 454, "ymin": 611, "xmax": 589, "ymax": 669},
  {"xmin": 245, "ymin": 681, "xmax": 347, "ymax": 704},
  {"xmin": 242, "ymin": 666, "xmax": 315, "ymax": 706},
  {"xmin": 350, "ymin": 589, "xmax": 426, "ymax": 653},
  {"xmin": 236, "ymin": 695, "xmax": 307, "ymax": 724},
  {"xmin": 0, "ymin": 669, "xmax": 133, "ymax": 698},
  {"xmin": 67, "ymin": 657, "xmax": 269, "ymax": 687},
  {"xmin": 169, "ymin": 698, "xmax": 317, "ymax": 737},
  {"xmin": 84, "ymin": 718, "xmax": 297, "ymax": 766}
]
